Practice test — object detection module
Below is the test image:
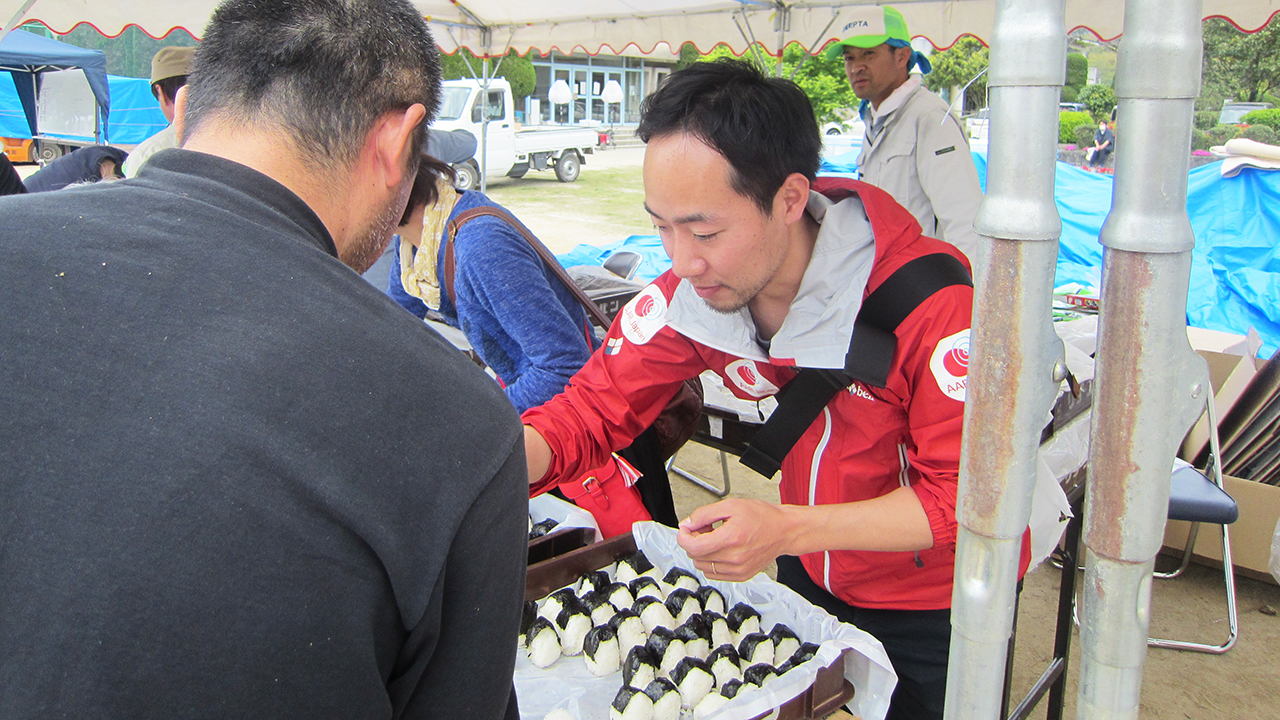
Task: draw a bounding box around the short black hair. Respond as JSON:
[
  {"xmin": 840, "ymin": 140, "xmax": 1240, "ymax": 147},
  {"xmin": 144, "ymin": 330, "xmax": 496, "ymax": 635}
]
[
  {"xmin": 399, "ymin": 155, "xmax": 457, "ymax": 226},
  {"xmin": 151, "ymin": 75, "xmax": 188, "ymax": 104},
  {"xmin": 637, "ymin": 59, "xmax": 821, "ymax": 214},
  {"xmin": 184, "ymin": 0, "xmax": 441, "ymax": 170}
]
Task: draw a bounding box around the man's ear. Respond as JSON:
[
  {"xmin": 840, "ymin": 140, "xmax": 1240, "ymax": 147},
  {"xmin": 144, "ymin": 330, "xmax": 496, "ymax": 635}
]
[
  {"xmin": 372, "ymin": 103, "xmax": 428, "ymax": 189},
  {"xmin": 776, "ymin": 172, "xmax": 812, "ymax": 224},
  {"xmin": 173, "ymin": 86, "xmax": 188, "ymax": 145},
  {"xmin": 895, "ymin": 45, "xmax": 914, "ymax": 73}
]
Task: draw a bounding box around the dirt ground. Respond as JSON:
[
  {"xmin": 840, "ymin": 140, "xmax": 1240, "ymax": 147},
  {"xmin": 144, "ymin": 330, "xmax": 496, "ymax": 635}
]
[{"xmin": 494, "ymin": 147, "xmax": 1280, "ymax": 719}]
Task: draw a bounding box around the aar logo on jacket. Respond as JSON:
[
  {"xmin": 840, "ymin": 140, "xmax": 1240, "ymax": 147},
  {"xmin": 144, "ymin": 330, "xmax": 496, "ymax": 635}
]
[
  {"xmin": 620, "ymin": 286, "xmax": 669, "ymax": 345},
  {"xmin": 725, "ymin": 359, "xmax": 779, "ymax": 398},
  {"xmin": 930, "ymin": 329, "xmax": 970, "ymax": 402}
]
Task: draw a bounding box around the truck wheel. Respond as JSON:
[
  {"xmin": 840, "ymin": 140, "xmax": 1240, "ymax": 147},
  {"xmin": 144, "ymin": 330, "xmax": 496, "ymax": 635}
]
[
  {"xmin": 35, "ymin": 141, "xmax": 63, "ymax": 163},
  {"xmin": 452, "ymin": 161, "xmax": 478, "ymax": 191},
  {"xmin": 554, "ymin": 152, "xmax": 581, "ymax": 183}
]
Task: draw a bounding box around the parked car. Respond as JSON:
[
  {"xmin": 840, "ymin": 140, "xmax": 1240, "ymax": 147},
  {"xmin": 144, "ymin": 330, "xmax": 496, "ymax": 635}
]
[
  {"xmin": 821, "ymin": 118, "xmax": 867, "ymax": 137},
  {"xmin": 434, "ymin": 78, "xmax": 599, "ymax": 188},
  {"xmin": 1218, "ymin": 101, "xmax": 1274, "ymax": 125},
  {"xmin": 1060, "ymin": 102, "xmax": 1086, "ymax": 113}
]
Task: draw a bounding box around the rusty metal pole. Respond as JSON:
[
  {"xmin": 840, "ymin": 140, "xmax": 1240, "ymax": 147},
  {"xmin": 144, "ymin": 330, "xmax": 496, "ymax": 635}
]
[
  {"xmin": 1077, "ymin": 1, "xmax": 1208, "ymax": 717},
  {"xmin": 945, "ymin": 1, "xmax": 1067, "ymax": 718}
]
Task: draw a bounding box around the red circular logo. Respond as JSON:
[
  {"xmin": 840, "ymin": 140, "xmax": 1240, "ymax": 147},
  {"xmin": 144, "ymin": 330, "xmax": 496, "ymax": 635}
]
[
  {"xmin": 737, "ymin": 364, "xmax": 759, "ymax": 386},
  {"xmin": 635, "ymin": 295, "xmax": 656, "ymax": 318},
  {"xmin": 943, "ymin": 345, "xmax": 970, "ymax": 377}
]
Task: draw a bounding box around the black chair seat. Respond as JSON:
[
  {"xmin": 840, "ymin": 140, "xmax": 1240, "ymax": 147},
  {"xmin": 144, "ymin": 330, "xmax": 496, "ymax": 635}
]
[{"xmin": 1168, "ymin": 466, "xmax": 1238, "ymax": 524}]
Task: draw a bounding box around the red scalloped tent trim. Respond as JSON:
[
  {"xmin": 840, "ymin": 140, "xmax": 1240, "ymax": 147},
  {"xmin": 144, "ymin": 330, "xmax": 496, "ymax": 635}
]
[
  {"xmin": 24, "ymin": 19, "xmax": 202, "ymax": 41},
  {"xmin": 25, "ymin": 9, "xmax": 1280, "ymax": 55}
]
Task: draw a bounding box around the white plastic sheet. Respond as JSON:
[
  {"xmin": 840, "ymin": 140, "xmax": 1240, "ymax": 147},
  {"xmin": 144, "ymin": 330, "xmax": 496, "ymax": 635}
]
[
  {"xmin": 515, "ymin": 522, "xmax": 897, "ymax": 720},
  {"xmin": 529, "ymin": 493, "xmax": 602, "ymax": 545}
]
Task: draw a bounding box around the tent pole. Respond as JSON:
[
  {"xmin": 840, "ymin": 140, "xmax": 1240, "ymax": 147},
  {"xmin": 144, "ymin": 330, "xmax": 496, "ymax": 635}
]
[
  {"xmin": 774, "ymin": 3, "xmax": 787, "ymax": 78},
  {"xmin": 1077, "ymin": 2, "xmax": 1206, "ymax": 718},
  {"xmin": 945, "ymin": 1, "xmax": 1067, "ymax": 717},
  {"xmin": 0, "ymin": 0, "xmax": 38, "ymax": 43},
  {"xmin": 480, "ymin": 27, "xmax": 491, "ymax": 194}
]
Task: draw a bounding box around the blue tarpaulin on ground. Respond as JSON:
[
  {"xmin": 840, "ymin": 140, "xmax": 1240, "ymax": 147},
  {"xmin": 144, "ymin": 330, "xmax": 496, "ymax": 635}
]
[{"xmin": 562, "ymin": 150, "xmax": 1280, "ymax": 358}]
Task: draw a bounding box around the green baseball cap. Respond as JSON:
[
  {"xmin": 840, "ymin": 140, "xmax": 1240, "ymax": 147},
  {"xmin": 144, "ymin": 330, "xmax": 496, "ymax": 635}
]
[{"xmin": 825, "ymin": 6, "xmax": 911, "ymax": 59}]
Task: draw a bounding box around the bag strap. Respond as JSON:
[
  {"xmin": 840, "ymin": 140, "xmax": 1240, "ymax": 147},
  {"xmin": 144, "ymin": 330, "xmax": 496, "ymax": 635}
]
[
  {"xmin": 739, "ymin": 252, "xmax": 973, "ymax": 478},
  {"xmin": 444, "ymin": 205, "xmax": 614, "ymax": 331}
]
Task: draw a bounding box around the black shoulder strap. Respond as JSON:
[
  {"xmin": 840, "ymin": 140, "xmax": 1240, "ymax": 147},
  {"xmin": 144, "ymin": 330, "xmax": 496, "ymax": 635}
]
[{"xmin": 739, "ymin": 253, "xmax": 972, "ymax": 478}]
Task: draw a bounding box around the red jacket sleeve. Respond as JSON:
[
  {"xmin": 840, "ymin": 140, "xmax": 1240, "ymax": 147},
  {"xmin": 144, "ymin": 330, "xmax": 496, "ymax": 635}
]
[
  {"xmin": 521, "ymin": 280, "xmax": 707, "ymax": 491},
  {"xmin": 892, "ymin": 283, "xmax": 972, "ymax": 550}
]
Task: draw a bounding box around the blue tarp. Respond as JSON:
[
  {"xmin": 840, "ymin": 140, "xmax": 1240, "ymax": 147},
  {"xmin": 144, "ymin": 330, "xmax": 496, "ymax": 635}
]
[
  {"xmin": 559, "ymin": 151, "xmax": 1280, "ymax": 358},
  {"xmin": 0, "ymin": 72, "xmax": 167, "ymax": 146},
  {"xmin": 101, "ymin": 75, "xmax": 167, "ymax": 145}
]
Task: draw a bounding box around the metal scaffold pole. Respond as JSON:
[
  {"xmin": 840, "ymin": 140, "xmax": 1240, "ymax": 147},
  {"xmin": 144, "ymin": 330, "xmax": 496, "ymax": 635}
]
[
  {"xmin": 945, "ymin": 1, "xmax": 1067, "ymax": 717},
  {"xmin": 1077, "ymin": 1, "xmax": 1208, "ymax": 717}
]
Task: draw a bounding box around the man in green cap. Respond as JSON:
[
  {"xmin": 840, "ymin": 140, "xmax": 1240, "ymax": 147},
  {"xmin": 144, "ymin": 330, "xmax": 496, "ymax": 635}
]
[
  {"xmin": 123, "ymin": 46, "xmax": 195, "ymax": 177},
  {"xmin": 828, "ymin": 6, "xmax": 983, "ymax": 273}
]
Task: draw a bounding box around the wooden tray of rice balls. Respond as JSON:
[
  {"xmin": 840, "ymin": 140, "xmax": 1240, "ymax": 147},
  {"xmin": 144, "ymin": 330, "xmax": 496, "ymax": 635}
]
[
  {"xmin": 515, "ymin": 522, "xmax": 897, "ymax": 720},
  {"xmin": 527, "ymin": 494, "xmax": 603, "ymax": 566}
]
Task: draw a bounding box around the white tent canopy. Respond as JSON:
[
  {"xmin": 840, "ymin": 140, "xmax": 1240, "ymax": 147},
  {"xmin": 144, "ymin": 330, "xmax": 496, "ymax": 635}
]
[{"xmin": 4, "ymin": 0, "xmax": 1277, "ymax": 52}]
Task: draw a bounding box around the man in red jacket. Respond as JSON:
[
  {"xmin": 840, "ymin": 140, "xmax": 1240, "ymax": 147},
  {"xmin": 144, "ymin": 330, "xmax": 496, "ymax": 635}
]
[{"xmin": 523, "ymin": 59, "xmax": 1022, "ymax": 720}]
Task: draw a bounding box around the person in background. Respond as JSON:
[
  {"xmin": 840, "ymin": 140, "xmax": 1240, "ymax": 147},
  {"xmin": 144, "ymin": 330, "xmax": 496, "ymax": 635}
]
[
  {"xmin": 122, "ymin": 45, "xmax": 195, "ymax": 177},
  {"xmin": 387, "ymin": 129, "xmax": 666, "ymax": 537},
  {"xmin": 520, "ymin": 59, "xmax": 1030, "ymax": 720},
  {"xmin": 21, "ymin": 144, "xmax": 126, "ymax": 192},
  {"xmin": 830, "ymin": 6, "xmax": 984, "ymax": 272},
  {"xmin": 0, "ymin": 1, "xmax": 526, "ymax": 718},
  {"xmin": 0, "ymin": 153, "xmax": 25, "ymax": 195},
  {"xmin": 387, "ymin": 129, "xmax": 597, "ymax": 416},
  {"xmin": 1089, "ymin": 119, "xmax": 1115, "ymax": 168}
]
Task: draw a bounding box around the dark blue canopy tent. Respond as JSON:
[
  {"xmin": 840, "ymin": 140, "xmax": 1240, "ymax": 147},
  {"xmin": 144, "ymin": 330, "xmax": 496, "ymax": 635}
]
[{"xmin": 0, "ymin": 30, "xmax": 109, "ymax": 140}]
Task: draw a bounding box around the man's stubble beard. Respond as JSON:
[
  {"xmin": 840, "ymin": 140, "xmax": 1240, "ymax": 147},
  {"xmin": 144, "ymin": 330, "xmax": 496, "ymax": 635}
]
[{"xmin": 341, "ymin": 177, "xmax": 414, "ymax": 275}]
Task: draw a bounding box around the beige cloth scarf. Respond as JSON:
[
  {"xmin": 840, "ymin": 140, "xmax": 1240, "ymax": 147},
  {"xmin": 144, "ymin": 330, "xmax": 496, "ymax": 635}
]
[{"xmin": 399, "ymin": 176, "xmax": 461, "ymax": 308}]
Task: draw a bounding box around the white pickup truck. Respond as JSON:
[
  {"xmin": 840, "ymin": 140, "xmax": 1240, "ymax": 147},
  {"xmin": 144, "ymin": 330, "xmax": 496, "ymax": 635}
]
[{"xmin": 433, "ymin": 78, "xmax": 600, "ymax": 189}]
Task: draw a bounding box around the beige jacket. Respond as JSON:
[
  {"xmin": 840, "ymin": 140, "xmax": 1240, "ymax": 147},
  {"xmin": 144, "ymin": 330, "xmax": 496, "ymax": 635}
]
[
  {"xmin": 122, "ymin": 124, "xmax": 178, "ymax": 178},
  {"xmin": 858, "ymin": 82, "xmax": 983, "ymax": 272}
]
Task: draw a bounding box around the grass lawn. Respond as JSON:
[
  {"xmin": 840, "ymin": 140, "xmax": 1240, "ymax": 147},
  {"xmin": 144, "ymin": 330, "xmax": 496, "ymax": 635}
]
[{"xmin": 481, "ymin": 163, "xmax": 655, "ymax": 253}]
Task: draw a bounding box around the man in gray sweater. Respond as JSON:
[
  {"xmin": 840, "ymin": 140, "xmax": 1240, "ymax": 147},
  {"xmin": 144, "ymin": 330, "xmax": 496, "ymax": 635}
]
[{"xmin": 830, "ymin": 5, "xmax": 984, "ymax": 273}]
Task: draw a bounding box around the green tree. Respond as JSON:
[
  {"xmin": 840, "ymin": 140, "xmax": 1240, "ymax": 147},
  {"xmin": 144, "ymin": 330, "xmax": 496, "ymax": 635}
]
[
  {"xmin": 1064, "ymin": 53, "xmax": 1088, "ymax": 102},
  {"xmin": 687, "ymin": 42, "xmax": 859, "ymax": 125},
  {"xmin": 676, "ymin": 42, "xmax": 702, "ymax": 71},
  {"xmin": 1201, "ymin": 16, "xmax": 1280, "ymax": 107},
  {"xmin": 782, "ymin": 43, "xmax": 860, "ymax": 123},
  {"xmin": 922, "ymin": 36, "xmax": 988, "ymax": 113},
  {"xmin": 1059, "ymin": 110, "xmax": 1093, "ymax": 143},
  {"xmin": 440, "ymin": 49, "xmax": 535, "ymax": 100},
  {"xmin": 1077, "ymin": 83, "xmax": 1116, "ymax": 121}
]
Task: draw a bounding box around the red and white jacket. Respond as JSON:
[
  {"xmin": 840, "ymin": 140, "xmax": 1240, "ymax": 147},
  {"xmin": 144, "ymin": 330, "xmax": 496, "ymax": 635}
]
[{"xmin": 524, "ymin": 178, "xmax": 1027, "ymax": 611}]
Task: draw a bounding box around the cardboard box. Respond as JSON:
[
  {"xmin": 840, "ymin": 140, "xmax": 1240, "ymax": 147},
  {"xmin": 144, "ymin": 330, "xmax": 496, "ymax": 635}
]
[
  {"xmin": 1179, "ymin": 327, "xmax": 1261, "ymax": 463},
  {"xmin": 1161, "ymin": 474, "xmax": 1280, "ymax": 585}
]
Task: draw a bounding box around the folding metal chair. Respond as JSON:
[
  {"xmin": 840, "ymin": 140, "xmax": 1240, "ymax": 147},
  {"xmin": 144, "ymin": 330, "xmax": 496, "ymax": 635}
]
[
  {"xmin": 666, "ymin": 448, "xmax": 731, "ymax": 498},
  {"xmin": 602, "ymin": 250, "xmax": 642, "ymax": 281},
  {"xmin": 1149, "ymin": 388, "xmax": 1239, "ymax": 654},
  {"xmin": 1069, "ymin": 385, "xmax": 1239, "ymax": 655}
]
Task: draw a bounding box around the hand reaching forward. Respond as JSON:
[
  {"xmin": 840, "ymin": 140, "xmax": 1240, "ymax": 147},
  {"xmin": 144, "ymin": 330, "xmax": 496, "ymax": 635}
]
[{"xmin": 676, "ymin": 498, "xmax": 794, "ymax": 582}]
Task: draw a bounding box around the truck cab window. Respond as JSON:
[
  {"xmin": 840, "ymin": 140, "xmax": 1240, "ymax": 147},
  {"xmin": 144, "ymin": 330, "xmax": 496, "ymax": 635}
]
[
  {"xmin": 471, "ymin": 91, "xmax": 506, "ymax": 123},
  {"xmin": 438, "ymin": 87, "xmax": 471, "ymax": 121}
]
